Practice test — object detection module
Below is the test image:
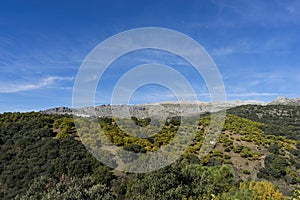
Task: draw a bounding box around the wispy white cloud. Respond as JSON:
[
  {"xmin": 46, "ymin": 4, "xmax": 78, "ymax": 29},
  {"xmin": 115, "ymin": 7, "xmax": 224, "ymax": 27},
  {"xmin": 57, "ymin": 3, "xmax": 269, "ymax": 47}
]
[
  {"xmin": 0, "ymin": 76, "xmax": 74, "ymax": 93},
  {"xmin": 210, "ymin": 35, "xmax": 294, "ymax": 57},
  {"xmin": 227, "ymin": 92, "xmax": 282, "ymax": 97},
  {"xmin": 212, "ymin": 0, "xmax": 300, "ymax": 26},
  {"xmin": 110, "ymin": 91, "xmax": 285, "ymax": 104},
  {"xmin": 211, "ymin": 47, "xmax": 234, "ymax": 56}
]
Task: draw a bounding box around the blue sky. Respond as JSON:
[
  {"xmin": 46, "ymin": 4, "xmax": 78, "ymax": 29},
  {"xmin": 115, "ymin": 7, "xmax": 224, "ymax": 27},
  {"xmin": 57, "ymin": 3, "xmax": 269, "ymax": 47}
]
[{"xmin": 0, "ymin": 0, "xmax": 300, "ymax": 112}]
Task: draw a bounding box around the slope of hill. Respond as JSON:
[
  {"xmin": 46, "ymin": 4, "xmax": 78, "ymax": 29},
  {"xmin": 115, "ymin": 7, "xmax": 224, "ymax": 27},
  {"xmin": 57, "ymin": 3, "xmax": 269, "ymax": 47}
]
[
  {"xmin": 228, "ymin": 104, "xmax": 300, "ymax": 140},
  {"xmin": 0, "ymin": 104, "xmax": 300, "ymax": 199}
]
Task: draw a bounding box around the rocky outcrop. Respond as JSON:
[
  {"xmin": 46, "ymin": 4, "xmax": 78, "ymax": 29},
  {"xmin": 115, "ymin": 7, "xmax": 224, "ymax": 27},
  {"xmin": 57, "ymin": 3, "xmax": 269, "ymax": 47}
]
[{"xmin": 269, "ymin": 96, "xmax": 300, "ymax": 106}]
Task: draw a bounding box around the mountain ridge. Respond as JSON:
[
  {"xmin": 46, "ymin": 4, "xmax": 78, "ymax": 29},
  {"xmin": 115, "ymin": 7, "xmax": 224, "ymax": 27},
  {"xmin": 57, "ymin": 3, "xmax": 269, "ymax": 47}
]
[
  {"xmin": 41, "ymin": 99, "xmax": 267, "ymax": 117},
  {"xmin": 269, "ymin": 96, "xmax": 300, "ymax": 106},
  {"xmin": 2, "ymin": 97, "xmax": 297, "ymax": 115}
]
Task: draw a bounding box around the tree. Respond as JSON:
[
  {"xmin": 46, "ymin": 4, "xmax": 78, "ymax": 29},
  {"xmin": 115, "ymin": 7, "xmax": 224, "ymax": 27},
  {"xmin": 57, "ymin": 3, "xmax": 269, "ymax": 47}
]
[
  {"xmin": 268, "ymin": 143, "xmax": 280, "ymax": 154},
  {"xmin": 17, "ymin": 175, "xmax": 115, "ymax": 200}
]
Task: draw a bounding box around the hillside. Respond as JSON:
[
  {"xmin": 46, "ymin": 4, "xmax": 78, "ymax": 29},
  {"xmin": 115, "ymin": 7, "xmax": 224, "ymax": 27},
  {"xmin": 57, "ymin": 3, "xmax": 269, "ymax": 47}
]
[
  {"xmin": 228, "ymin": 104, "xmax": 300, "ymax": 140},
  {"xmin": 0, "ymin": 104, "xmax": 300, "ymax": 199}
]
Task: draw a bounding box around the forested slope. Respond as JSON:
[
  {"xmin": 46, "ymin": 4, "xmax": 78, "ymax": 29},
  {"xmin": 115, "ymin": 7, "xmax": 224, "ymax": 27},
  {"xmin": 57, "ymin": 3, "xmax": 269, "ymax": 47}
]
[{"xmin": 0, "ymin": 106, "xmax": 299, "ymax": 199}]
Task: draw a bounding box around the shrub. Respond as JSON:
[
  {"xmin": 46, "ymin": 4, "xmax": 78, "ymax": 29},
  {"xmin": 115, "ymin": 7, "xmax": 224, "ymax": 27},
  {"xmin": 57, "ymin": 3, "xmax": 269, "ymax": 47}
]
[
  {"xmin": 233, "ymin": 145, "xmax": 244, "ymax": 153},
  {"xmin": 268, "ymin": 143, "xmax": 280, "ymax": 154}
]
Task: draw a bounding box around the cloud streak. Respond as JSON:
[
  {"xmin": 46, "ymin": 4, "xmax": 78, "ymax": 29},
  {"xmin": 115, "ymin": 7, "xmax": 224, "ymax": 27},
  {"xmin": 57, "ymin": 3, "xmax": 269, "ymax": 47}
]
[{"xmin": 0, "ymin": 76, "xmax": 74, "ymax": 93}]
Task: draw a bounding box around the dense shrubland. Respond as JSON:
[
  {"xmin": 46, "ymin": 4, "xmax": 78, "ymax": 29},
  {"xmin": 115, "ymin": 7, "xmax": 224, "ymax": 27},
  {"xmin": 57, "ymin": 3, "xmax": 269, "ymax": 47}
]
[{"xmin": 0, "ymin": 105, "xmax": 299, "ymax": 199}]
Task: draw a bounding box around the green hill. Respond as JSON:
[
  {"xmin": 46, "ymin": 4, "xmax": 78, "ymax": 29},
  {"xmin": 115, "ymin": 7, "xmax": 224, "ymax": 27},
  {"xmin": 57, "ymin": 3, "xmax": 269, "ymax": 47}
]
[{"xmin": 0, "ymin": 105, "xmax": 300, "ymax": 199}]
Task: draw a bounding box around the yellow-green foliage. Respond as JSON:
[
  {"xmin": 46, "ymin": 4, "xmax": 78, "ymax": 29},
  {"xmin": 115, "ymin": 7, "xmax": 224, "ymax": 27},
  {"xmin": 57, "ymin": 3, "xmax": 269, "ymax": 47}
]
[
  {"xmin": 56, "ymin": 131, "xmax": 69, "ymax": 139},
  {"xmin": 76, "ymin": 117, "xmax": 190, "ymax": 152},
  {"xmin": 54, "ymin": 117, "xmax": 76, "ymax": 138},
  {"xmin": 293, "ymin": 188, "xmax": 300, "ymax": 200},
  {"xmin": 191, "ymin": 114, "xmax": 300, "ymax": 168},
  {"xmin": 240, "ymin": 180, "xmax": 287, "ymax": 200},
  {"xmin": 223, "ymin": 114, "xmax": 263, "ymax": 135},
  {"xmin": 75, "ymin": 113, "xmax": 298, "ymax": 176}
]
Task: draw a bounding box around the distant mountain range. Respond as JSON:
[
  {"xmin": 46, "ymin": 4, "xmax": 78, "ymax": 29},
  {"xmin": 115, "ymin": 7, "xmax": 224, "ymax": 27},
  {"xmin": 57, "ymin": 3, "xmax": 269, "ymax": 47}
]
[
  {"xmin": 41, "ymin": 96, "xmax": 299, "ymax": 118},
  {"xmin": 41, "ymin": 100, "xmax": 265, "ymax": 118}
]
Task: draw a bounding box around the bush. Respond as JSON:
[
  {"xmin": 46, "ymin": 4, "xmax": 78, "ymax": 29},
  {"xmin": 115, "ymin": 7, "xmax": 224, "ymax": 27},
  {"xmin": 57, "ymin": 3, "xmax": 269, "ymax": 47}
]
[
  {"xmin": 240, "ymin": 180, "xmax": 287, "ymax": 200},
  {"xmin": 124, "ymin": 144, "xmax": 146, "ymax": 153},
  {"xmin": 259, "ymin": 155, "xmax": 287, "ymax": 179},
  {"xmin": 233, "ymin": 145, "xmax": 244, "ymax": 153},
  {"xmin": 268, "ymin": 144, "xmax": 280, "ymax": 154},
  {"xmin": 243, "ymin": 169, "xmax": 251, "ymax": 175}
]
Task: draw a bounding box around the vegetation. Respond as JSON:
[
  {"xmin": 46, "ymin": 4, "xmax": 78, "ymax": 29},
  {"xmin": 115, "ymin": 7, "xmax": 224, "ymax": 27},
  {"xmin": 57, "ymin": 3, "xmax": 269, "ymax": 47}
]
[
  {"xmin": 228, "ymin": 105, "xmax": 300, "ymax": 140},
  {"xmin": 0, "ymin": 104, "xmax": 300, "ymax": 199}
]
